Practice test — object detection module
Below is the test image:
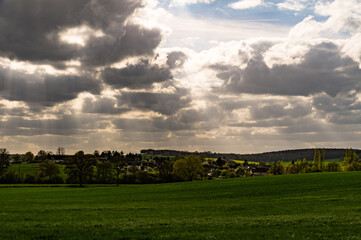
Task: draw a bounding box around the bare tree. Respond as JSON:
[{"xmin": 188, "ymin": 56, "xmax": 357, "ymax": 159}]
[{"xmin": 56, "ymin": 147, "xmax": 65, "ymax": 156}]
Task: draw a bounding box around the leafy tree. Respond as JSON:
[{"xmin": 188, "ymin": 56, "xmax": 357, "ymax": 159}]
[
  {"xmin": 259, "ymin": 161, "xmax": 266, "ymax": 167},
  {"xmin": 326, "ymin": 161, "xmax": 341, "ymax": 172},
  {"xmin": 285, "ymin": 161, "xmax": 297, "ymax": 174},
  {"xmin": 93, "ymin": 150, "xmax": 100, "ymax": 157},
  {"xmin": 111, "ymin": 156, "xmax": 126, "ymax": 186},
  {"xmin": 128, "ymin": 163, "xmax": 139, "ymax": 174},
  {"xmin": 0, "ymin": 148, "xmax": 10, "ymax": 178},
  {"xmin": 268, "ymin": 160, "xmax": 284, "ymax": 175},
  {"xmin": 64, "ymin": 151, "xmax": 96, "ymax": 187},
  {"xmin": 216, "ymin": 157, "xmax": 225, "ymax": 167},
  {"xmin": 155, "ymin": 157, "xmax": 173, "ymax": 182},
  {"xmin": 23, "ymin": 151, "xmax": 34, "ymax": 162},
  {"xmin": 313, "ymin": 148, "xmax": 325, "ymax": 171},
  {"xmin": 96, "ymin": 160, "xmax": 114, "ymax": 184},
  {"xmin": 37, "ymin": 150, "xmax": 48, "ymax": 162},
  {"xmin": 235, "ymin": 167, "xmax": 251, "ymax": 177},
  {"xmin": 12, "ymin": 154, "xmax": 22, "ymax": 164},
  {"xmin": 173, "ymin": 155, "xmax": 204, "ymax": 181},
  {"xmin": 39, "ymin": 159, "xmax": 60, "ymax": 180},
  {"xmin": 243, "ymin": 160, "xmax": 249, "ymax": 167},
  {"xmin": 343, "ymin": 148, "xmax": 359, "ymax": 166},
  {"xmin": 313, "ymin": 148, "xmax": 320, "ymax": 170}
]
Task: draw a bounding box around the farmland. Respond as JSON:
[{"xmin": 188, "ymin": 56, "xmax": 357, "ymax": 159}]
[{"xmin": 1, "ymin": 172, "xmax": 361, "ymax": 239}]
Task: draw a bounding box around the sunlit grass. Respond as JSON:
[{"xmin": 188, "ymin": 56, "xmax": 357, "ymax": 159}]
[{"xmin": 1, "ymin": 172, "xmax": 361, "ymax": 239}]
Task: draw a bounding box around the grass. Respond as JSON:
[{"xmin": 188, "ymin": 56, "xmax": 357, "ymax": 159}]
[
  {"xmin": 1, "ymin": 172, "xmax": 361, "ymax": 239},
  {"xmin": 8, "ymin": 163, "xmax": 67, "ymax": 179}
]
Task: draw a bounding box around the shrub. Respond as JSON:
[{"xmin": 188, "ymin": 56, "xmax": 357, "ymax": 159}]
[
  {"xmin": 24, "ymin": 174, "xmax": 36, "ymax": 184},
  {"xmin": 1, "ymin": 171, "xmax": 19, "ymax": 184},
  {"xmin": 220, "ymin": 170, "xmax": 230, "ymax": 178},
  {"xmin": 48, "ymin": 176, "xmax": 64, "ymax": 184}
]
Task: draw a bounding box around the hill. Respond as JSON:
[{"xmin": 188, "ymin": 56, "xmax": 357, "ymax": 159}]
[{"xmin": 141, "ymin": 148, "xmax": 361, "ymax": 162}]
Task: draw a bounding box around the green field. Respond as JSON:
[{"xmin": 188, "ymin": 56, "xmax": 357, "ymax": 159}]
[
  {"xmin": 1, "ymin": 172, "xmax": 361, "ymax": 239},
  {"xmin": 8, "ymin": 163, "xmax": 67, "ymax": 180}
]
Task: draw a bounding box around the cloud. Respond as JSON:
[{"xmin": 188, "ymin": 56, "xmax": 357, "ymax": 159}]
[
  {"xmin": 81, "ymin": 24, "xmax": 162, "ymax": 67},
  {"xmin": 167, "ymin": 51, "xmax": 188, "ymax": 68},
  {"xmin": 170, "ymin": 0, "xmax": 215, "ymax": 7},
  {"xmin": 82, "ymin": 96, "xmax": 129, "ymax": 115},
  {"xmin": 102, "ymin": 60, "xmax": 172, "ymax": 90},
  {"xmin": 117, "ymin": 88, "xmax": 191, "ymax": 115},
  {"xmin": 213, "ymin": 42, "xmax": 361, "ymax": 97},
  {"xmin": 249, "ymin": 101, "xmax": 312, "ymax": 120},
  {"xmin": 0, "ymin": 66, "xmax": 101, "ymax": 107},
  {"xmin": 312, "ymin": 93, "xmax": 361, "ymax": 125},
  {"xmin": 0, "ymin": 115, "xmax": 105, "ymax": 136},
  {"xmin": 277, "ymin": 0, "xmax": 308, "ymax": 11},
  {"xmin": 228, "ymin": 0, "xmax": 263, "ymax": 10},
  {"xmin": 0, "ymin": 0, "xmax": 162, "ymax": 67}
]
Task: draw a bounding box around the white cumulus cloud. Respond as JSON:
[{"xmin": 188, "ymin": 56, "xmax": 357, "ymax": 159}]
[
  {"xmin": 170, "ymin": 0, "xmax": 215, "ymax": 6},
  {"xmin": 277, "ymin": 0, "xmax": 308, "ymax": 11},
  {"xmin": 228, "ymin": 0, "xmax": 263, "ymax": 10}
]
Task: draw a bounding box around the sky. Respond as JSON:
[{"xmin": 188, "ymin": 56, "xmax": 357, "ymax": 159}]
[{"xmin": 0, "ymin": 0, "xmax": 361, "ymax": 154}]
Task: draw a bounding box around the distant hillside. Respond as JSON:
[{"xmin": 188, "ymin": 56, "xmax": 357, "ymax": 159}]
[{"xmin": 140, "ymin": 148, "xmax": 361, "ymax": 162}]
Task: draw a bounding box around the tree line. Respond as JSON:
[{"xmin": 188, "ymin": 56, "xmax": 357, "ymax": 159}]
[{"xmin": 0, "ymin": 148, "xmax": 360, "ymax": 186}]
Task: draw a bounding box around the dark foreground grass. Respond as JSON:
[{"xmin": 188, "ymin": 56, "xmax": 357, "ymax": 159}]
[{"xmin": 1, "ymin": 172, "xmax": 361, "ymax": 239}]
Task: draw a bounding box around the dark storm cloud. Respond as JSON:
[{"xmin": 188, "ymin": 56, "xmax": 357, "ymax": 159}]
[
  {"xmin": 117, "ymin": 88, "xmax": 191, "ymax": 115},
  {"xmin": 82, "ymin": 24, "xmax": 162, "ymax": 67},
  {"xmin": 0, "ymin": 106, "xmax": 27, "ymax": 116},
  {"xmin": 112, "ymin": 106, "xmax": 223, "ymax": 133},
  {"xmin": 0, "ymin": 114, "xmax": 106, "ymax": 136},
  {"xmin": 249, "ymin": 102, "xmax": 312, "ymax": 120},
  {"xmin": 0, "ymin": 0, "xmax": 161, "ymax": 66},
  {"xmin": 103, "ymin": 60, "xmax": 172, "ymax": 90},
  {"xmin": 167, "ymin": 51, "xmax": 187, "ymax": 68},
  {"xmin": 213, "ymin": 42, "xmax": 361, "ymax": 97},
  {"xmin": 312, "ymin": 93, "xmax": 361, "ymax": 113},
  {"xmin": 0, "ymin": 67, "xmax": 101, "ymax": 107},
  {"xmin": 312, "ymin": 93, "xmax": 361, "ymax": 125},
  {"xmin": 82, "ymin": 96, "xmax": 129, "ymax": 115},
  {"xmin": 112, "ymin": 117, "xmax": 194, "ymax": 133}
]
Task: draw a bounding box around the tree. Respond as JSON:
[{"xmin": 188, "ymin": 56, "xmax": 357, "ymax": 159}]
[
  {"xmin": 285, "ymin": 161, "xmax": 297, "ymax": 174},
  {"xmin": 111, "ymin": 156, "xmax": 126, "ymax": 186},
  {"xmin": 268, "ymin": 160, "xmax": 284, "ymax": 175},
  {"xmin": 12, "ymin": 154, "xmax": 22, "ymax": 164},
  {"xmin": 24, "ymin": 151, "xmax": 34, "ymax": 162},
  {"xmin": 39, "ymin": 159, "xmax": 60, "ymax": 180},
  {"xmin": 96, "ymin": 160, "xmax": 114, "ymax": 184},
  {"xmin": 243, "ymin": 160, "xmax": 249, "ymax": 167},
  {"xmin": 0, "ymin": 148, "xmax": 10, "ymax": 178},
  {"xmin": 326, "ymin": 161, "xmax": 341, "ymax": 172},
  {"xmin": 93, "ymin": 150, "xmax": 100, "ymax": 157},
  {"xmin": 313, "ymin": 148, "xmax": 320, "ymax": 170},
  {"xmin": 343, "ymin": 148, "xmax": 359, "ymax": 165},
  {"xmin": 37, "ymin": 150, "xmax": 47, "ymax": 162},
  {"xmin": 64, "ymin": 151, "xmax": 96, "ymax": 187},
  {"xmin": 216, "ymin": 157, "xmax": 225, "ymax": 168},
  {"xmin": 343, "ymin": 149, "xmax": 361, "ymax": 171},
  {"xmin": 173, "ymin": 155, "xmax": 204, "ymax": 181},
  {"xmin": 319, "ymin": 148, "xmax": 325, "ymax": 170},
  {"xmin": 155, "ymin": 157, "xmax": 173, "ymax": 182},
  {"xmin": 313, "ymin": 148, "xmax": 325, "ymax": 171},
  {"xmin": 56, "ymin": 147, "xmax": 65, "ymax": 156}
]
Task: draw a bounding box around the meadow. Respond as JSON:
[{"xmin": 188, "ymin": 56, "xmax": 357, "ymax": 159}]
[
  {"xmin": 8, "ymin": 163, "xmax": 67, "ymax": 180},
  {"xmin": 1, "ymin": 172, "xmax": 361, "ymax": 239}
]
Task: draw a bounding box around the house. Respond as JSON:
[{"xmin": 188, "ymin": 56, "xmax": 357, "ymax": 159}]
[{"xmin": 251, "ymin": 166, "xmax": 270, "ymax": 176}]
